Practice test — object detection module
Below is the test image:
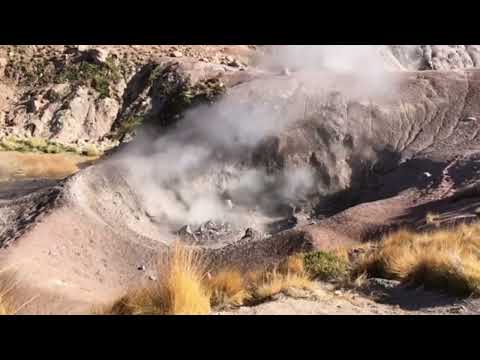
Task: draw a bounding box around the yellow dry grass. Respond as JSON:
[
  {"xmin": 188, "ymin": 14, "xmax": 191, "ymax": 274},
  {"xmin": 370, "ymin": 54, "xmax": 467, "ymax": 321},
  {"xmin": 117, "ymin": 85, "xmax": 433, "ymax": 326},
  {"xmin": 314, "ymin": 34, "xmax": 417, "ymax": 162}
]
[
  {"xmin": 0, "ymin": 269, "xmax": 36, "ymax": 315},
  {"xmin": 206, "ymin": 269, "xmax": 252, "ymax": 307},
  {"xmin": 0, "ymin": 152, "xmax": 97, "ymax": 180},
  {"xmin": 0, "ymin": 270, "xmax": 17, "ymax": 315},
  {"xmin": 0, "ymin": 294, "xmax": 13, "ymax": 315},
  {"xmin": 279, "ymin": 254, "xmax": 305, "ymax": 274},
  {"xmin": 106, "ymin": 243, "xmax": 211, "ymax": 315},
  {"xmin": 105, "ymin": 246, "xmax": 319, "ymax": 315},
  {"xmin": 254, "ymin": 270, "xmax": 317, "ymax": 300},
  {"xmin": 356, "ymin": 223, "xmax": 480, "ymax": 296},
  {"xmin": 166, "ymin": 244, "xmax": 211, "ymax": 315}
]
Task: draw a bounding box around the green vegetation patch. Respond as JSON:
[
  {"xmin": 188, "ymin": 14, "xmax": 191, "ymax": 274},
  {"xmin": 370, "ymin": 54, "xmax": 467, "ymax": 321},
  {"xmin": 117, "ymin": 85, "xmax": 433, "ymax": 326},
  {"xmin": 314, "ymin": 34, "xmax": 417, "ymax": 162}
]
[
  {"xmin": 110, "ymin": 64, "xmax": 226, "ymax": 141},
  {"xmin": 0, "ymin": 137, "xmax": 101, "ymax": 156},
  {"xmin": 55, "ymin": 57, "xmax": 122, "ymax": 98},
  {"xmin": 303, "ymin": 251, "xmax": 350, "ymax": 282}
]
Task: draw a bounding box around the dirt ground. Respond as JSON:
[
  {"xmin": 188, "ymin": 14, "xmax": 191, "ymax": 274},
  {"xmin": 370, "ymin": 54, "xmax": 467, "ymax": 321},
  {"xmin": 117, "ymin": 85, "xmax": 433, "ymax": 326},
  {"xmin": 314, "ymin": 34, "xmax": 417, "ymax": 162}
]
[{"xmin": 216, "ymin": 281, "xmax": 480, "ymax": 315}]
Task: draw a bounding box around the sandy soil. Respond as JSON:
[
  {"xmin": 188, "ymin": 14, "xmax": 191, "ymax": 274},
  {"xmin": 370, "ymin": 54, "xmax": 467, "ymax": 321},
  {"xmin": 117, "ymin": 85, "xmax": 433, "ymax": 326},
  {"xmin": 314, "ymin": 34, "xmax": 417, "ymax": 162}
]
[{"xmin": 216, "ymin": 281, "xmax": 480, "ymax": 315}]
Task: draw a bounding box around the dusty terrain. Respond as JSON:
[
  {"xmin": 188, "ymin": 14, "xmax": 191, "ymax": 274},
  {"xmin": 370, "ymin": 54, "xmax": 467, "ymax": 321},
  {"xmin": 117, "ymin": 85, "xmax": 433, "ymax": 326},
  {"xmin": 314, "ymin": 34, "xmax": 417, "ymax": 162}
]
[{"xmin": 2, "ymin": 45, "xmax": 480, "ymax": 314}]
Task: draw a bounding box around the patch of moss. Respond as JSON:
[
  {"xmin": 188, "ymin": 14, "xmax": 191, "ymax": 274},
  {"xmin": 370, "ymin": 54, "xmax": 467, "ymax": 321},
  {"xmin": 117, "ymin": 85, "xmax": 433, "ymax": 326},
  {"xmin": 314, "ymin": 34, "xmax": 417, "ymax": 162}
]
[
  {"xmin": 55, "ymin": 57, "xmax": 122, "ymax": 98},
  {"xmin": 5, "ymin": 48, "xmax": 125, "ymax": 95},
  {"xmin": 0, "ymin": 137, "xmax": 84, "ymax": 155},
  {"xmin": 111, "ymin": 115, "xmax": 145, "ymax": 141},
  {"xmin": 303, "ymin": 251, "xmax": 350, "ymax": 282},
  {"xmin": 148, "ymin": 64, "xmax": 165, "ymax": 84},
  {"xmin": 150, "ymin": 71, "xmax": 226, "ymax": 127}
]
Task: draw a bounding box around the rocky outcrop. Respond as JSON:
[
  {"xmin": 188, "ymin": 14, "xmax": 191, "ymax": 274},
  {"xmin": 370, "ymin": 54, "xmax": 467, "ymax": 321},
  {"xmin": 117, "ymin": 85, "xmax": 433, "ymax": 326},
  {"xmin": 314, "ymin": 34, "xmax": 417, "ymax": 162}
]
[
  {"xmin": 388, "ymin": 45, "xmax": 480, "ymax": 71},
  {"xmin": 2, "ymin": 45, "xmax": 480, "ymax": 156},
  {"xmin": 0, "ymin": 45, "xmax": 257, "ymax": 154}
]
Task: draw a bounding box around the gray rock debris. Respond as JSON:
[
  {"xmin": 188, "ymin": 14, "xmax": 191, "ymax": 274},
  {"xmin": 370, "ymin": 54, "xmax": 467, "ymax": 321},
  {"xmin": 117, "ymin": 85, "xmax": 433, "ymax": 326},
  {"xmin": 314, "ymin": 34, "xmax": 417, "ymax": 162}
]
[
  {"xmin": 170, "ymin": 51, "xmax": 183, "ymax": 58},
  {"xmin": 177, "ymin": 220, "xmax": 233, "ymax": 245}
]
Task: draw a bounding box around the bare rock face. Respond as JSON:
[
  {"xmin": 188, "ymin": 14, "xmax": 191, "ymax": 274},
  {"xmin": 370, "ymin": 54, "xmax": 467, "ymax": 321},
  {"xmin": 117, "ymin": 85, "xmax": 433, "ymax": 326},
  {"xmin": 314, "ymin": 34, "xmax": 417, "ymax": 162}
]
[
  {"xmin": 2, "ymin": 85, "xmax": 120, "ymax": 148},
  {"xmin": 0, "ymin": 56, "xmax": 7, "ymax": 76},
  {"xmin": 50, "ymin": 87, "xmax": 120, "ymax": 143},
  {"xmin": 388, "ymin": 45, "xmax": 480, "ymax": 71},
  {"xmin": 0, "ymin": 48, "xmax": 253, "ymax": 153},
  {"xmin": 1, "ymin": 45, "xmax": 480, "ymax": 154}
]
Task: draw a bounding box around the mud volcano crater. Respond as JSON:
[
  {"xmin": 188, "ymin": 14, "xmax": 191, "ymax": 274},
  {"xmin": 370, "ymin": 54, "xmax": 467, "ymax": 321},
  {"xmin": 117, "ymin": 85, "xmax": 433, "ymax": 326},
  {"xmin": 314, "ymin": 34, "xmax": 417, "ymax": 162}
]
[{"xmin": 3, "ymin": 66, "xmax": 480, "ymax": 313}]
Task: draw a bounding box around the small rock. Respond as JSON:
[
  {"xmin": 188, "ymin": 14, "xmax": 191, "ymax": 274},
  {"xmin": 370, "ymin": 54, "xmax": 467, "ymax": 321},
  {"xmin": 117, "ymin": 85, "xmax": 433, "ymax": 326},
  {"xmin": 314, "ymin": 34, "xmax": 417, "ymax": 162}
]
[
  {"xmin": 271, "ymin": 293, "xmax": 285, "ymax": 301},
  {"xmin": 72, "ymin": 46, "xmax": 110, "ymax": 64},
  {"xmin": 178, "ymin": 224, "xmax": 194, "ymax": 236},
  {"xmin": 475, "ymin": 207, "xmax": 480, "ymax": 219},
  {"xmin": 226, "ymin": 199, "xmax": 234, "ymax": 209},
  {"xmin": 26, "ymin": 98, "xmax": 42, "ymax": 113},
  {"xmin": 448, "ymin": 305, "xmax": 465, "ymax": 314},
  {"xmin": 369, "ymin": 278, "xmax": 401, "ymax": 290},
  {"xmin": 284, "ymin": 287, "xmax": 311, "ymax": 299},
  {"xmin": 138, "ymin": 265, "xmax": 146, "ymax": 271},
  {"xmin": 229, "ymin": 59, "xmax": 242, "ymax": 68},
  {"xmin": 170, "ymin": 51, "xmax": 183, "ymax": 58},
  {"xmin": 334, "ymin": 290, "xmax": 342, "ymax": 296},
  {"xmin": 89, "ymin": 48, "xmax": 109, "ymax": 64},
  {"xmin": 241, "ymin": 228, "xmax": 254, "ymax": 240},
  {"xmin": 77, "ymin": 45, "xmax": 90, "ymax": 52},
  {"xmin": 424, "ymin": 172, "xmax": 432, "ymax": 178},
  {"xmin": 281, "ymin": 68, "xmax": 291, "ymax": 76},
  {"xmin": 0, "ymin": 57, "xmax": 7, "ymax": 74},
  {"xmin": 148, "ymin": 275, "xmax": 157, "ymax": 281},
  {"xmin": 462, "ymin": 116, "xmax": 477, "ymax": 122}
]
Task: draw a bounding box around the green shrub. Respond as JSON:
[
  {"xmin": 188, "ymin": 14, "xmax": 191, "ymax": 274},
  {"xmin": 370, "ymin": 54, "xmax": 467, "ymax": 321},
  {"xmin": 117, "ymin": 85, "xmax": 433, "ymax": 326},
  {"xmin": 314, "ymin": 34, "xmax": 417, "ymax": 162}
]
[{"xmin": 303, "ymin": 251, "xmax": 350, "ymax": 282}]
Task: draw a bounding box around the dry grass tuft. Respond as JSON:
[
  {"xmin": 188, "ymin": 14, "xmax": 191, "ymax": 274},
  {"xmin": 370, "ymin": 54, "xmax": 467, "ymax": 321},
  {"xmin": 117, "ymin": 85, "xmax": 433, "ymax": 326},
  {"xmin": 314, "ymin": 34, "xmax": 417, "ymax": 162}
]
[
  {"xmin": 254, "ymin": 270, "xmax": 317, "ymax": 300},
  {"xmin": 106, "ymin": 243, "xmax": 211, "ymax": 315},
  {"xmin": 279, "ymin": 254, "xmax": 305, "ymax": 275},
  {"xmin": 0, "ymin": 269, "xmax": 36, "ymax": 315},
  {"xmin": 0, "ymin": 294, "xmax": 14, "ymax": 315},
  {"xmin": 356, "ymin": 223, "xmax": 480, "ymax": 296},
  {"xmin": 0, "ymin": 270, "xmax": 18, "ymax": 315},
  {"xmin": 165, "ymin": 244, "xmax": 211, "ymax": 314},
  {"xmin": 206, "ymin": 269, "xmax": 251, "ymax": 307},
  {"xmin": 104, "ymin": 246, "xmax": 323, "ymax": 315}
]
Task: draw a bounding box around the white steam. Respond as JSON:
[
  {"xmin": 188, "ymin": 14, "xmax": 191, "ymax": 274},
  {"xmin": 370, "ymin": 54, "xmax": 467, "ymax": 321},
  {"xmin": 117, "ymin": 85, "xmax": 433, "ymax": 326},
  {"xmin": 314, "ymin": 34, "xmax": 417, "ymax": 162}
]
[{"xmin": 114, "ymin": 46, "xmax": 403, "ymax": 229}]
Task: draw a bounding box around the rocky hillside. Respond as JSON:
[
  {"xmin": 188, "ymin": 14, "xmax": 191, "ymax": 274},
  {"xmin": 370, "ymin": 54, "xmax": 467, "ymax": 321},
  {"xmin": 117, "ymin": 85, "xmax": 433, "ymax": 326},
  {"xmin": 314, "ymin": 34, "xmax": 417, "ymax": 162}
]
[
  {"xmin": 2, "ymin": 45, "xmax": 480, "ymax": 157},
  {"xmin": 0, "ymin": 45, "xmax": 258, "ymax": 155}
]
